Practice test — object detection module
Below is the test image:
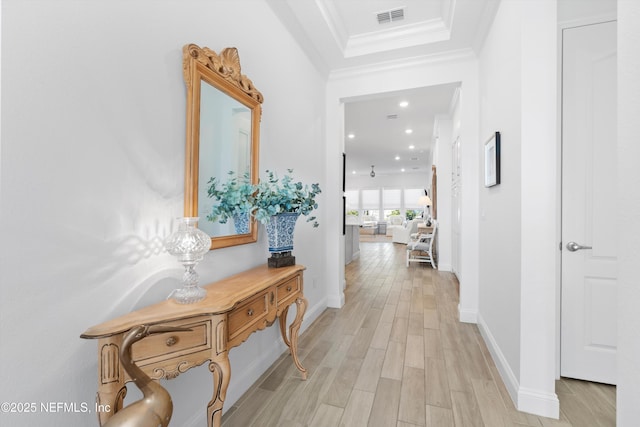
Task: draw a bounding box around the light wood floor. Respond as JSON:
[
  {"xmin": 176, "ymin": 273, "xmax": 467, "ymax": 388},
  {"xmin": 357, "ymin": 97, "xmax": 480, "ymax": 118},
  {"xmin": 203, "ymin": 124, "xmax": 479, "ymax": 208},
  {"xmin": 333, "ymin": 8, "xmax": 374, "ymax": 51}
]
[{"xmin": 222, "ymin": 241, "xmax": 616, "ymax": 426}]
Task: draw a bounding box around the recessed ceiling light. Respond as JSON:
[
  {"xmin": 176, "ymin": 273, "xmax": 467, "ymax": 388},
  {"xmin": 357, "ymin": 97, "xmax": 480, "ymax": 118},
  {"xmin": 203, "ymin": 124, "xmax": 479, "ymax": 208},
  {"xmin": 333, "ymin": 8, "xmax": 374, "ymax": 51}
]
[
  {"xmin": 352, "ymin": 170, "xmax": 356, "ymax": 174},
  {"xmin": 405, "ymin": 129, "xmax": 413, "ymax": 134},
  {"xmin": 409, "ymin": 145, "xmax": 415, "ymax": 149},
  {"xmin": 401, "ymin": 168, "xmax": 405, "ymax": 172},
  {"xmin": 395, "ymin": 155, "xmax": 400, "ymax": 160},
  {"xmin": 347, "ymin": 133, "xmax": 355, "ymax": 139},
  {"xmin": 399, "ymin": 101, "xmax": 409, "ymax": 108}
]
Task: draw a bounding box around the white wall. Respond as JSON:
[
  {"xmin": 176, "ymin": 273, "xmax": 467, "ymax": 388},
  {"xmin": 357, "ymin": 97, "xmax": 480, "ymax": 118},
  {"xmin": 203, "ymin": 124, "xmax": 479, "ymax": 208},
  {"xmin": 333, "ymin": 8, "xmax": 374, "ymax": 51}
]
[
  {"xmin": 617, "ymin": 1, "xmax": 640, "ymax": 423},
  {"xmin": 0, "ymin": 1, "xmax": 326, "ymax": 426},
  {"xmin": 346, "ymin": 172, "xmax": 428, "ymax": 191},
  {"xmin": 476, "ymin": 0, "xmax": 559, "ymax": 418},
  {"xmin": 433, "ymin": 115, "xmax": 453, "ymax": 271}
]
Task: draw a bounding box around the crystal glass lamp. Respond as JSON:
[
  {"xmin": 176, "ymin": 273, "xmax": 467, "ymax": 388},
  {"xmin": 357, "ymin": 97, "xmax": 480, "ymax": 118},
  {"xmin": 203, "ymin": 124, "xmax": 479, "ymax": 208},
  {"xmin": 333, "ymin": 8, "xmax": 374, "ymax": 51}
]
[{"xmin": 164, "ymin": 217, "xmax": 210, "ymax": 304}]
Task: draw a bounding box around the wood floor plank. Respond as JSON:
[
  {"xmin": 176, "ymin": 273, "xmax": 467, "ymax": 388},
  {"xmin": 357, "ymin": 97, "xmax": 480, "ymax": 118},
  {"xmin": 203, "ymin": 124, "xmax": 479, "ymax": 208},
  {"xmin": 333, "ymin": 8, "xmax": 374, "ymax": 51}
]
[
  {"xmin": 556, "ymin": 387, "xmax": 615, "ymax": 427},
  {"xmin": 381, "ymin": 340, "xmax": 405, "ymax": 380},
  {"xmin": 396, "ymin": 299, "xmax": 411, "ymax": 319},
  {"xmin": 354, "ymin": 348, "xmax": 386, "ymax": 393},
  {"xmin": 423, "ymin": 328, "xmax": 443, "ymax": 360},
  {"xmin": 252, "ymin": 378, "xmax": 305, "ymax": 427},
  {"xmin": 322, "ymin": 355, "xmax": 363, "ymax": 408},
  {"xmin": 370, "ymin": 319, "xmax": 393, "ymax": 350},
  {"xmin": 221, "ymin": 387, "xmax": 273, "ymax": 427},
  {"xmin": 308, "ymin": 403, "xmax": 344, "ymax": 427},
  {"xmin": 390, "ymin": 317, "xmax": 409, "ymax": 343},
  {"xmin": 425, "ymin": 357, "xmax": 452, "ymax": 409},
  {"xmin": 451, "ymin": 390, "xmax": 484, "ymax": 427},
  {"xmin": 471, "ymin": 378, "xmax": 510, "ymax": 427},
  {"xmin": 347, "ymin": 326, "xmax": 376, "ymax": 359},
  {"xmin": 398, "ymin": 366, "xmax": 426, "ymax": 426},
  {"xmin": 443, "ymin": 347, "xmax": 472, "ymax": 393},
  {"xmin": 223, "ymin": 240, "xmax": 617, "ymax": 427},
  {"xmin": 368, "ymin": 378, "xmax": 402, "ymax": 427},
  {"xmin": 281, "ymin": 366, "xmax": 334, "ymax": 423},
  {"xmin": 408, "ymin": 312, "xmax": 424, "ymax": 336},
  {"xmin": 322, "ymin": 334, "xmax": 355, "ymax": 368},
  {"xmin": 425, "ymin": 405, "xmax": 455, "ymax": 427},
  {"xmin": 423, "ymin": 308, "xmax": 439, "ymax": 330},
  {"xmin": 559, "ymin": 378, "xmax": 616, "ymax": 425},
  {"xmin": 405, "ymin": 333, "xmax": 425, "ymax": 369},
  {"xmin": 381, "ymin": 303, "xmax": 398, "ymax": 323},
  {"xmin": 340, "ymin": 389, "xmax": 375, "ymax": 427}
]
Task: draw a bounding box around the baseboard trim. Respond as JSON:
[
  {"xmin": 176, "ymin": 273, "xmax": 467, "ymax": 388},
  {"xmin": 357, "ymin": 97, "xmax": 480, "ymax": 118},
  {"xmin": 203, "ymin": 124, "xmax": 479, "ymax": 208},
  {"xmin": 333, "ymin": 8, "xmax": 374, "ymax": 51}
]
[
  {"xmin": 437, "ymin": 263, "xmax": 452, "ymax": 272},
  {"xmin": 477, "ymin": 313, "xmax": 519, "ymax": 405},
  {"xmin": 183, "ymin": 410, "xmax": 202, "ymax": 427},
  {"xmin": 327, "ymin": 289, "xmax": 345, "ymax": 308},
  {"xmin": 477, "ymin": 314, "xmax": 560, "ymax": 419},
  {"xmin": 517, "ymin": 387, "xmax": 560, "ymax": 419},
  {"xmin": 458, "ymin": 304, "xmax": 478, "ymax": 323}
]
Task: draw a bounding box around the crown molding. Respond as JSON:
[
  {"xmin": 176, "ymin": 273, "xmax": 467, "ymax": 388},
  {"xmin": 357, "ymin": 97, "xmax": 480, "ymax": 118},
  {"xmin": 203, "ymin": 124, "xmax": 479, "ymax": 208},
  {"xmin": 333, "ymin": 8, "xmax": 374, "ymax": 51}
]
[{"xmin": 329, "ymin": 48, "xmax": 476, "ymax": 81}]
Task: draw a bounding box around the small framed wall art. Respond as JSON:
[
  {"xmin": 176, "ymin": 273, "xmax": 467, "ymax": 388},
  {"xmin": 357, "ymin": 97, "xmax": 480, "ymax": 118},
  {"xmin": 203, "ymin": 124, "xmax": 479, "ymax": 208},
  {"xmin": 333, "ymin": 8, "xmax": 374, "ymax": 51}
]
[{"xmin": 484, "ymin": 131, "xmax": 501, "ymax": 187}]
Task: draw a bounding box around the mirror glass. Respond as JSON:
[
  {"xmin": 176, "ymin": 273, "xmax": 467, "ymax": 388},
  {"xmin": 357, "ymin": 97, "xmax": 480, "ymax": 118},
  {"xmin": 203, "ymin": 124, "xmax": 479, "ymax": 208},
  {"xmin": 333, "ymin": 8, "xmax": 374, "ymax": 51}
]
[{"xmin": 183, "ymin": 44, "xmax": 262, "ymax": 249}]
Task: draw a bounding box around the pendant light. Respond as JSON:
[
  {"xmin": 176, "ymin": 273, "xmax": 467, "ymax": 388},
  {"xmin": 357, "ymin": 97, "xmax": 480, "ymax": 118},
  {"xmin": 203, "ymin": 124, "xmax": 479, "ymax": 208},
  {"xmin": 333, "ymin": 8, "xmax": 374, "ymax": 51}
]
[{"xmin": 370, "ymin": 165, "xmax": 376, "ymax": 178}]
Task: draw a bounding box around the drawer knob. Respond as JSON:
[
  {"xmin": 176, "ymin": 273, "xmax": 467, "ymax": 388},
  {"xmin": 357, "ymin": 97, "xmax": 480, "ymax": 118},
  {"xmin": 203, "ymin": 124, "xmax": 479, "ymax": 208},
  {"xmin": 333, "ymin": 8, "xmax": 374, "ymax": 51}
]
[
  {"xmin": 286, "ymin": 286, "xmax": 292, "ymax": 292},
  {"xmin": 247, "ymin": 308, "xmax": 254, "ymax": 316},
  {"xmin": 166, "ymin": 336, "xmax": 178, "ymax": 347}
]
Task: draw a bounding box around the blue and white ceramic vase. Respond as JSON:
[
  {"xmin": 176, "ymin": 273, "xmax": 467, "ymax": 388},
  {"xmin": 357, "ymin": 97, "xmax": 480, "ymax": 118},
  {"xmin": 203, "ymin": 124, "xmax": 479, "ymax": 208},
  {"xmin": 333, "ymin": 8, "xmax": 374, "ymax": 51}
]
[
  {"xmin": 232, "ymin": 211, "xmax": 250, "ymax": 234},
  {"xmin": 265, "ymin": 212, "xmax": 300, "ymax": 253}
]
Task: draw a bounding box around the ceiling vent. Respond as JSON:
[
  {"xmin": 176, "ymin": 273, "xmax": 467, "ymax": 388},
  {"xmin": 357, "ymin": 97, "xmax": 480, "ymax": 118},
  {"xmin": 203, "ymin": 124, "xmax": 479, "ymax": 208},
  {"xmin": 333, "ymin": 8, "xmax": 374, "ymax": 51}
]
[
  {"xmin": 377, "ymin": 8, "xmax": 405, "ymax": 25},
  {"xmin": 386, "ymin": 114, "xmax": 398, "ymax": 120}
]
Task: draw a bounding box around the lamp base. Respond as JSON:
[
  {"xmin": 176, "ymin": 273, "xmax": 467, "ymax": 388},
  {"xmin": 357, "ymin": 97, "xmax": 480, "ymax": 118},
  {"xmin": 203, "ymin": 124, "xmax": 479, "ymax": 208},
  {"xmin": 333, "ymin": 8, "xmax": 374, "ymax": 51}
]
[
  {"xmin": 168, "ymin": 285, "xmax": 206, "ymax": 304},
  {"xmin": 268, "ymin": 251, "xmax": 295, "ymax": 268}
]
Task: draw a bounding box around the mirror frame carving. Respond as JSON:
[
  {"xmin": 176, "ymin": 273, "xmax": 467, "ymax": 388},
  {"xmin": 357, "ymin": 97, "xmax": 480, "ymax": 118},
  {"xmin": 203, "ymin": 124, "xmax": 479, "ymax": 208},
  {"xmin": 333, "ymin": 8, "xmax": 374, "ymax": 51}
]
[{"xmin": 183, "ymin": 44, "xmax": 263, "ymax": 249}]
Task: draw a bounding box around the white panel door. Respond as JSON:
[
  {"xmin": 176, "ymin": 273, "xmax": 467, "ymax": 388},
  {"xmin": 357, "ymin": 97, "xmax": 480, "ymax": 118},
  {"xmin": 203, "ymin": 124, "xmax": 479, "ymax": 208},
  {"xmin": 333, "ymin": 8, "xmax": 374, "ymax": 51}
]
[{"xmin": 561, "ymin": 21, "xmax": 617, "ymax": 384}]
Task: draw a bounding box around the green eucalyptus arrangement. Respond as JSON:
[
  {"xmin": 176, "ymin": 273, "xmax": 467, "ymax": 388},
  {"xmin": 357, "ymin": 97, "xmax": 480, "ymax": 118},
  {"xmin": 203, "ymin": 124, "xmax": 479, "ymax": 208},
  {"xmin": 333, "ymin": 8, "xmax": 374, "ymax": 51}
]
[
  {"xmin": 252, "ymin": 169, "xmax": 321, "ymax": 227},
  {"xmin": 205, "ymin": 171, "xmax": 255, "ymax": 224}
]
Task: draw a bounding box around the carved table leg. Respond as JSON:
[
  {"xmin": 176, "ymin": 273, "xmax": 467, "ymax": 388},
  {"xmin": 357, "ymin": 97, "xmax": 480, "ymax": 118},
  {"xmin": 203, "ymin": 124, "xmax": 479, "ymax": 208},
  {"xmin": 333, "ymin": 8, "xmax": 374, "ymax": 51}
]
[
  {"xmin": 288, "ymin": 297, "xmax": 308, "ymax": 380},
  {"xmin": 207, "ymin": 356, "xmax": 230, "ymax": 427},
  {"xmin": 96, "ymin": 338, "xmax": 127, "ymax": 426},
  {"xmin": 278, "ymin": 305, "xmax": 291, "ymax": 348}
]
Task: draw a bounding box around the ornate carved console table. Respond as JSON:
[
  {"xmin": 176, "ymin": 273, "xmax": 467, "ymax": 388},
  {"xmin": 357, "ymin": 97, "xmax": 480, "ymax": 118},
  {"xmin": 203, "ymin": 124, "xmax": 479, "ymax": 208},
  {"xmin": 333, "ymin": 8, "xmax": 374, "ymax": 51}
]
[{"xmin": 81, "ymin": 264, "xmax": 307, "ymax": 426}]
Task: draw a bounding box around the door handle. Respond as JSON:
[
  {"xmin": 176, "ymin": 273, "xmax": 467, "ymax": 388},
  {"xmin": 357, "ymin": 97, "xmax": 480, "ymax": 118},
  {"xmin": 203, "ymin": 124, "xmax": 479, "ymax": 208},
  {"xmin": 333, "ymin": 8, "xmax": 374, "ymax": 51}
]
[{"xmin": 566, "ymin": 241, "xmax": 592, "ymax": 252}]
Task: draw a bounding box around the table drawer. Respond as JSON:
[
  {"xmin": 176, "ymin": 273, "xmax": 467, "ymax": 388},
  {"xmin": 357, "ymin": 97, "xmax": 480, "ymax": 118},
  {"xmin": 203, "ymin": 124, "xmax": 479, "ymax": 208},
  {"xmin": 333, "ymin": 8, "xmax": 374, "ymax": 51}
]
[
  {"xmin": 228, "ymin": 291, "xmax": 269, "ymax": 338},
  {"xmin": 131, "ymin": 317, "xmax": 211, "ymax": 363},
  {"xmin": 277, "ymin": 275, "xmax": 301, "ymax": 305}
]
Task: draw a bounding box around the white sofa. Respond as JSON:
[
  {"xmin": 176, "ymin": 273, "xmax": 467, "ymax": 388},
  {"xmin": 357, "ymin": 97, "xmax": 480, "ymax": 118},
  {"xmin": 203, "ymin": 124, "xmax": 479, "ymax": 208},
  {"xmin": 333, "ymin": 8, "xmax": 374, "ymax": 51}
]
[
  {"xmin": 391, "ymin": 219, "xmax": 420, "ymax": 244},
  {"xmin": 385, "ymin": 215, "xmax": 405, "ymax": 236}
]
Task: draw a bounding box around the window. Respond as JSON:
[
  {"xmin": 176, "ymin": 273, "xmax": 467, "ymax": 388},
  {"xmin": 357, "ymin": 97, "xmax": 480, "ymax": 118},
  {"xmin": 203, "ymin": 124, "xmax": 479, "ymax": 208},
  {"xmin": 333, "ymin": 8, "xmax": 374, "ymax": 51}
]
[
  {"xmin": 405, "ymin": 209, "xmax": 418, "ymax": 220},
  {"xmin": 382, "ymin": 189, "xmax": 401, "ymax": 220},
  {"xmin": 403, "ymin": 188, "xmax": 424, "ymax": 210},
  {"xmin": 361, "ymin": 189, "xmax": 380, "ymax": 220},
  {"xmin": 345, "ymin": 190, "xmax": 359, "ymax": 216}
]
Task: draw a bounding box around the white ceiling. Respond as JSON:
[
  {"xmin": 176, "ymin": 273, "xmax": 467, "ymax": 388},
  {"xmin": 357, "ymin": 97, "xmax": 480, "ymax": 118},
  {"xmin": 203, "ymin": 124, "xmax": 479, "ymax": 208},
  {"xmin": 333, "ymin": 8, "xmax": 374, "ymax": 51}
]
[
  {"xmin": 267, "ymin": 0, "xmax": 498, "ymax": 178},
  {"xmin": 344, "ymin": 83, "xmax": 459, "ymax": 177}
]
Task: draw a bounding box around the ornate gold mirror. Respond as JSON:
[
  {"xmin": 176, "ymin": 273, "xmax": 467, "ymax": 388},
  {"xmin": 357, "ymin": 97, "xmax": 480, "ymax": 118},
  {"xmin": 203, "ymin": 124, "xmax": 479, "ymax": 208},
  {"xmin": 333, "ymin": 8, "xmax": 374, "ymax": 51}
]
[{"xmin": 183, "ymin": 44, "xmax": 262, "ymax": 249}]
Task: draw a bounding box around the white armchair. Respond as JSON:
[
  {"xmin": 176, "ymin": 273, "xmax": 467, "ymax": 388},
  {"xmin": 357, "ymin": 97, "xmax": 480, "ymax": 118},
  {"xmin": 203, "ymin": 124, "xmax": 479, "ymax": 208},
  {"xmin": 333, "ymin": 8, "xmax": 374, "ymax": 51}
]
[
  {"xmin": 361, "ymin": 214, "xmax": 377, "ymax": 228},
  {"xmin": 385, "ymin": 215, "xmax": 405, "ymax": 236},
  {"xmin": 391, "ymin": 219, "xmax": 419, "ymax": 244}
]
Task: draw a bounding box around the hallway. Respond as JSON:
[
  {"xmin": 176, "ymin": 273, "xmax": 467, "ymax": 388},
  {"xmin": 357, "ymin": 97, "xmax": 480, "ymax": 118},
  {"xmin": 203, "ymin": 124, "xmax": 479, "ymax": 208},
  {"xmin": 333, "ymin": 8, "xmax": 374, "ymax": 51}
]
[{"xmin": 222, "ymin": 241, "xmax": 615, "ymax": 426}]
